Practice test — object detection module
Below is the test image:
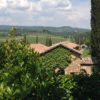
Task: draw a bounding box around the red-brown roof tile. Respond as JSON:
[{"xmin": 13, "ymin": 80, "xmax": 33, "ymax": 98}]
[
  {"xmin": 40, "ymin": 43, "xmax": 81, "ymax": 57},
  {"xmin": 81, "ymin": 57, "xmax": 97, "ymax": 65},
  {"xmin": 64, "ymin": 43, "xmax": 79, "ymax": 49},
  {"xmin": 30, "ymin": 42, "xmax": 81, "ymax": 57},
  {"xmin": 64, "ymin": 59, "xmax": 81, "ymax": 74},
  {"xmin": 30, "ymin": 44, "xmax": 48, "ymax": 53}
]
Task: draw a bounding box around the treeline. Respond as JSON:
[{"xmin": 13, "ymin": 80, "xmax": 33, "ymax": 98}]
[
  {"xmin": 64, "ymin": 32, "xmax": 91, "ymax": 46},
  {"xmin": 0, "ymin": 28, "xmax": 57, "ymax": 37},
  {"xmin": 0, "ymin": 26, "xmax": 91, "ymax": 46},
  {"xmin": 0, "ymin": 25, "xmax": 90, "ymax": 36}
]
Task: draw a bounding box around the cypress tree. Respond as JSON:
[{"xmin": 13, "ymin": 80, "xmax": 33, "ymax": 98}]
[
  {"xmin": 48, "ymin": 37, "xmax": 52, "ymax": 46},
  {"xmin": 36, "ymin": 35, "xmax": 39, "ymax": 43},
  {"xmin": 45, "ymin": 37, "xmax": 49, "ymax": 46},
  {"xmin": 45, "ymin": 37, "xmax": 52, "ymax": 46},
  {"xmin": 91, "ymin": 0, "xmax": 100, "ymax": 66},
  {"xmin": 23, "ymin": 34, "xmax": 27, "ymax": 44},
  {"xmin": 8, "ymin": 26, "xmax": 17, "ymax": 37}
]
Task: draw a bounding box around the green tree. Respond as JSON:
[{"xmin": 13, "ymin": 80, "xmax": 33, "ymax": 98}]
[
  {"xmin": 72, "ymin": 74, "xmax": 100, "ymax": 100},
  {"xmin": 36, "ymin": 35, "xmax": 39, "ymax": 43},
  {"xmin": 45, "ymin": 37, "xmax": 52, "ymax": 46},
  {"xmin": 58, "ymin": 75, "xmax": 77, "ymax": 100},
  {"xmin": 23, "ymin": 34, "xmax": 27, "ymax": 44},
  {"xmin": 0, "ymin": 40, "xmax": 39, "ymax": 99},
  {"xmin": 91, "ymin": 0, "xmax": 100, "ymax": 65},
  {"xmin": 8, "ymin": 26, "xmax": 17, "ymax": 37},
  {"xmin": 49, "ymin": 37, "xmax": 52, "ymax": 46}
]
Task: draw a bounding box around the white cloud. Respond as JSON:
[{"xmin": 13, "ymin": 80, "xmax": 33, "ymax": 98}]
[
  {"xmin": 8, "ymin": 0, "xmax": 30, "ymax": 9},
  {"xmin": 0, "ymin": 0, "xmax": 7, "ymax": 9},
  {"xmin": 0, "ymin": 0, "xmax": 72, "ymax": 11},
  {"xmin": 38, "ymin": 0, "xmax": 72, "ymax": 12},
  {"xmin": 0, "ymin": 16, "xmax": 13, "ymax": 25},
  {"xmin": 56, "ymin": 0, "xmax": 72, "ymax": 10},
  {"xmin": 67, "ymin": 8, "xmax": 90, "ymax": 22},
  {"xmin": 0, "ymin": 0, "xmax": 90, "ymax": 28}
]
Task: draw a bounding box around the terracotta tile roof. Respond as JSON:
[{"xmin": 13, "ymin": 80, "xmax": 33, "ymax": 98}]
[
  {"xmin": 81, "ymin": 57, "xmax": 97, "ymax": 65},
  {"xmin": 62, "ymin": 44, "xmax": 81, "ymax": 53},
  {"xmin": 63, "ymin": 43, "xmax": 79, "ymax": 49},
  {"xmin": 40, "ymin": 43, "xmax": 81, "ymax": 57},
  {"xmin": 64, "ymin": 58, "xmax": 93, "ymax": 75},
  {"xmin": 30, "ymin": 42, "xmax": 81, "ymax": 57},
  {"xmin": 64, "ymin": 59, "xmax": 81, "ymax": 74},
  {"xmin": 30, "ymin": 44, "xmax": 48, "ymax": 53}
]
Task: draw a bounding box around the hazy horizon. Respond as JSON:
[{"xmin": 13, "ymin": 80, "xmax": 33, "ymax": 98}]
[{"xmin": 0, "ymin": 24, "xmax": 91, "ymax": 30}]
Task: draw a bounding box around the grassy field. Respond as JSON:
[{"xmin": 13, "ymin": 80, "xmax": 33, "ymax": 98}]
[
  {"xmin": 82, "ymin": 48, "xmax": 91, "ymax": 57},
  {"xmin": 0, "ymin": 34, "xmax": 68, "ymax": 44},
  {"xmin": 26, "ymin": 35, "xmax": 67, "ymax": 44}
]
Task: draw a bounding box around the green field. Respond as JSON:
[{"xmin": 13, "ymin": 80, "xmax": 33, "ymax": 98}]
[
  {"xmin": 82, "ymin": 48, "xmax": 91, "ymax": 57},
  {"xmin": 26, "ymin": 35, "xmax": 67, "ymax": 44},
  {"xmin": 0, "ymin": 34, "xmax": 68, "ymax": 44}
]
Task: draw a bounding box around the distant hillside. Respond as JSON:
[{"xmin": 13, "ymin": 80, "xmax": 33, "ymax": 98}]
[{"xmin": 0, "ymin": 25, "xmax": 90, "ymax": 36}]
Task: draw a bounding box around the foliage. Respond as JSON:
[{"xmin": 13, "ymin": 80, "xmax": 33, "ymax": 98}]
[
  {"xmin": 91, "ymin": 0, "xmax": 100, "ymax": 66},
  {"xmin": 31, "ymin": 73, "xmax": 100, "ymax": 100},
  {"xmin": 82, "ymin": 49, "xmax": 91, "ymax": 57},
  {"xmin": 66, "ymin": 32, "xmax": 91, "ymax": 45},
  {"xmin": 40, "ymin": 47, "xmax": 71, "ymax": 70},
  {"xmin": 58, "ymin": 75, "xmax": 76, "ymax": 100},
  {"xmin": 0, "ymin": 40, "xmax": 100, "ymax": 100},
  {"xmin": 73, "ymin": 74, "xmax": 100, "ymax": 100},
  {"xmin": 30, "ymin": 68, "xmax": 64, "ymax": 100},
  {"xmin": 0, "ymin": 40, "xmax": 39, "ymax": 99},
  {"xmin": 26, "ymin": 70, "xmax": 77, "ymax": 100},
  {"xmin": 23, "ymin": 34, "xmax": 28, "ymax": 44},
  {"xmin": 8, "ymin": 26, "xmax": 17, "ymax": 37},
  {"xmin": 45, "ymin": 37, "xmax": 52, "ymax": 46},
  {"xmin": 85, "ymin": 38, "xmax": 91, "ymax": 48},
  {"xmin": 35, "ymin": 35, "xmax": 39, "ymax": 43}
]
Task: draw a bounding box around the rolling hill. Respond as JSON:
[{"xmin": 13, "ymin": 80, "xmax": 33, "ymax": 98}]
[{"xmin": 0, "ymin": 25, "xmax": 90, "ymax": 36}]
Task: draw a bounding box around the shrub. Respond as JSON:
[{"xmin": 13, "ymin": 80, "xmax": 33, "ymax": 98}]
[{"xmin": 0, "ymin": 40, "xmax": 39, "ymax": 99}]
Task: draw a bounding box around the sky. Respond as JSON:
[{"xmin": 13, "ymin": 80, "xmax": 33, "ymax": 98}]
[{"xmin": 0, "ymin": 0, "xmax": 91, "ymax": 29}]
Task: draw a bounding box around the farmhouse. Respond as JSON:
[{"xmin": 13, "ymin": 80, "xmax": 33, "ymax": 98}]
[
  {"xmin": 30, "ymin": 42, "xmax": 96, "ymax": 75},
  {"xmin": 30, "ymin": 42, "xmax": 81, "ymax": 59},
  {"xmin": 30, "ymin": 42, "xmax": 95, "ymax": 74},
  {"xmin": 65, "ymin": 57, "xmax": 97, "ymax": 75}
]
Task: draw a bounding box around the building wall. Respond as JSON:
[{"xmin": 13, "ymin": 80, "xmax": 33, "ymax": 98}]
[{"xmin": 81, "ymin": 66, "xmax": 92, "ymax": 75}]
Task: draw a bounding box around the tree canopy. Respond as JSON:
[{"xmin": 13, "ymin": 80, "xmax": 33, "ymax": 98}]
[
  {"xmin": 91, "ymin": 0, "xmax": 100, "ymax": 71},
  {"xmin": 0, "ymin": 40, "xmax": 39, "ymax": 99}
]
